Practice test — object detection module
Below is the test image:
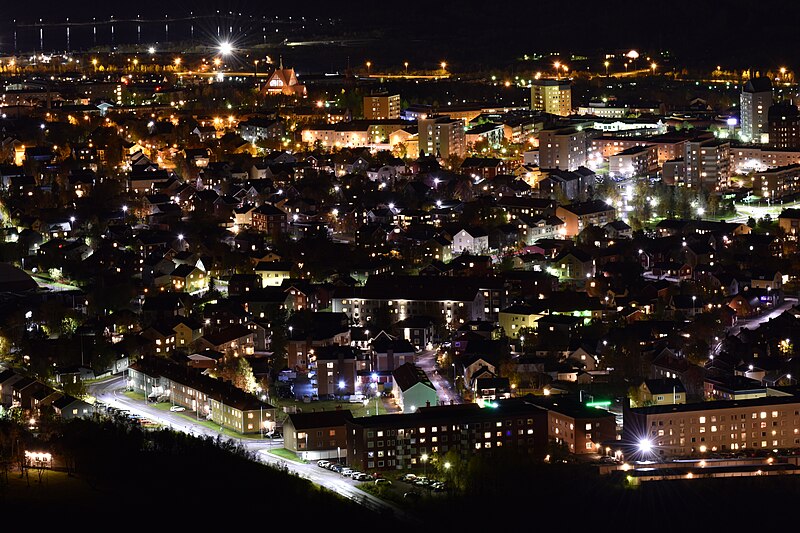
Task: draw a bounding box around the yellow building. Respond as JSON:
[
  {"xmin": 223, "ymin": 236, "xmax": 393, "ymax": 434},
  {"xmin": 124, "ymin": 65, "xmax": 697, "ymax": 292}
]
[
  {"xmin": 637, "ymin": 378, "xmax": 687, "ymax": 407},
  {"xmin": 530, "ymin": 79, "xmax": 572, "ymax": 117},
  {"xmin": 499, "ymin": 304, "xmax": 542, "ymax": 338}
]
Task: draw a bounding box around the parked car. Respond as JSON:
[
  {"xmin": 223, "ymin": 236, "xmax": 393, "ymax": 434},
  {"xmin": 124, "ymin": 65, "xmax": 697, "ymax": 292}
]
[
  {"xmin": 404, "ymin": 491, "xmax": 421, "ymax": 500},
  {"xmin": 401, "ymin": 473, "xmax": 418, "ymax": 482},
  {"xmin": 354, "ymin": 473, "xmax": 371, "ymax": 481},
  {"xmin": 169, "ymin": 405, "xmax": 186, "ymax": 412},
  {"xmin": 374, "ymin": 478, "xmax": 392, "ymax": 485},
  {"xmin": 340, "ymin": 468, "xmax": 354, "ymax": 476},
  {"xmin": 317, "ymin": 460, "xmax": 331, "ymax": 468},
  {"xmin": 329, "ymin": 464, "xmax": 344, "ymax": 473}
]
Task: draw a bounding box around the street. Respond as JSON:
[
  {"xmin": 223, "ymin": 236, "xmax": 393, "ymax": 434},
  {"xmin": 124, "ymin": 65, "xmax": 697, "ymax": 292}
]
[
  {"xmin": 89, "ymin": 376, "xmax": 418, "ymax": 523},
  {"xmin": 415, "ymin": 347, "xmax": 463, "ymax": 405},
  {"xmin": 727, "ymin": 297, "xmax": 798, "ymax": 337}
]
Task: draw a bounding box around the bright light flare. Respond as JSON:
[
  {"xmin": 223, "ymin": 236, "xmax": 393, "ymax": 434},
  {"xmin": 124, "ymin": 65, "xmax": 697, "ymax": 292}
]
[
  {"xmin": 218, "ymin": 41, "xmax": 233, "ymax": 56},
  {"xmin": 638, "ymin": 438, "xmax": 653, "ymax": 454}
]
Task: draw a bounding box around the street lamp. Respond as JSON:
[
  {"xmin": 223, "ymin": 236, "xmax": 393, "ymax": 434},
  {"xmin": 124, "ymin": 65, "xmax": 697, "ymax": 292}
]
[
  {"xmin": 366, "ymin": 60, "xmax": 371, "ymax": 75},
  {"xmin": 604, "ymin": 60, "xmax": 609, "ymax": 76},
  {"xmin": 554, "ymin": 61, "xmax": 561, "ymax": 78},
  {"xmin": 404, "ymin": 61, "xmax": 409, "ymax": 74},
  {"xmin": 421, "ymin": 453, "xmax": 428, "ymax": 477},
  {"xmin": 650, "ymin": 62, "xmax": 657, "ymax": 75},
  {"xmin": 440, "ymin": 61, "xmax": 447, "ymax": 72},
  {"xmin": 692, "ymin": 295, "xmax": 697, "ymax": 316},
  {"xmin": 218, "ymin": 41, "xmax": 233, "ymax": 56}
]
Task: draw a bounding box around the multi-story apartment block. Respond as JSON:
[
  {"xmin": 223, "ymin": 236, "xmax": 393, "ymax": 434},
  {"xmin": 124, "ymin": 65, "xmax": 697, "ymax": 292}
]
[
  {"xmin": 731, "ymin": 145, "xmax": 800, "ymax": 173},
  {"xmin": 418, "ymin": 115, "xmax": 466, "ymax": 160},
  {"xmin": 363, "ymin": 93, "xmax": 401, "ymax": 120},
  {"xmin": 555, "ymin": 200, "xmax": 616, "ymax": 237},
  {"xmin": 345, "ymin": 400, "xmax": 549, "ymax": 472},
  {"xmin": 538, "ymin": 127, "xmax": 587, "ymax": 171},
  {"xmin": 128, "ymin": 356, "xmax": 275, "ymax": 435},
  {"xmin": 530, "ymin": 79, "xmax": 572, "ymax": 116},
  {"xmin": 752, "ymin": 163, "xmax": 800, "ymax": 199},
  {"xmin": 332, "ymin": 275, "xmax": 504, "ymax": 327},
  {"xmin": 768, "ymin": 101, "xmax": 800, "ymax": 149},
  {"xmin": 527, "ymin": 396, "xmax": 618, "ymax": 455},
  {"xmin": 284, "ymin": 410, "xmax": 354, "ymax": 460},
  {"xmin": 683, "ymin": 138, "xmax": 731, "ymax": 190},
  {"xmin": 608, "ymin": 145, "xmax": 658, "ymax": 178},
  {"xmin": 740, "ymin": 77, "xmax": 773, "ymax": 144},
  {"xmin": 623, "ymin": 395, "xmax": 800, "ymax": 458},
  {"xmin": 315, "ymin": 345, "xmax": 369, "ymax": 397}
]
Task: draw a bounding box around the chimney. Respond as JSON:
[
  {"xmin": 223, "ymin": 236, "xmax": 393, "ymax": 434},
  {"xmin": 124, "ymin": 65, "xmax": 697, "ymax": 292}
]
[{"xmin": 426, "ymin": 401, "xmax": 431, "ymax": 408}]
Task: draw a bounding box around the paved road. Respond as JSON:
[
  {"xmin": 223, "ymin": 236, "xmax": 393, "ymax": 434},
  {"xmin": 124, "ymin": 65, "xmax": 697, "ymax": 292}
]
[
  {"xmin": 416, "ymin": 348, "xmax": 463, "ymax": 405},
  {"xmin": 89, "ymin": 376, "xmax": 419, "ymax": 524},
  {"xmin": 727, "ymin": 297, "xmax": 798, "ymax": 337}
]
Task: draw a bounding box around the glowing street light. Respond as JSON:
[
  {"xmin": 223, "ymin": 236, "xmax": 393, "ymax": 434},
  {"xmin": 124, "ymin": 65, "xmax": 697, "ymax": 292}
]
[
  {"xmin": 421, "ymin": 453, "xmax": 429, "ymax": 477},
  {"xmin": 174, "ymin": 57, "xmax": 181, "ymax": 67},
  {"xmin": 638, "ymin": 438, "xmax": 652, "ymax": 455},
  {"xmin": 650, "ymin": 62, "xmax": 657, "ymax": 75},
  {"xmin": 604, "ymin": 60, "xmax": 610, "ymax": 76},
  {"xmin": 218, "ymin": 41, "xmax": 233, "ymax": 56},
  {"xmin": 366, "ymin": 60, "xmax": 371, "ymax": 74},
  {"xmin": 404, "ymin": 61, "xmax": 409, "ymax": 74},
  {"xmin": 440, "ymin": 61, "xmax": 447, "ymax": 71}
]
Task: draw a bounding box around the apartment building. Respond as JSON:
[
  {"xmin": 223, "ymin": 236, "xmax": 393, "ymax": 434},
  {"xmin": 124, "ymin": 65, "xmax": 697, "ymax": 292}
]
[
  {"xmin": 538, "ymin": 127, "xmax": 587, "ymax": 171},
  {"xmin": 363, "ymin": 93, "xmax": 401, "ymax": 120},
  {"xmin": 345, "ymin": 400, "xmax": 549, "ymax": 472},
  {"xmin": 418, "ymin": 115, "xmax": 466, "ymax": 160},
  {"xmin": 530, "ymin": 79, "xmax": 572, "ymax": 116},
  {"xmin": 683, "ymin": 138, "xmax": 731, "ymax": 191},
  {"xmin": 623, "ymin": 395, "xmax": 800, "ymax": 458}
]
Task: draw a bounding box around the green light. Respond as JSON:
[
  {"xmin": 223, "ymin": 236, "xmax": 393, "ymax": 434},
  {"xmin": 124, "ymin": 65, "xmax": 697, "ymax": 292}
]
[{"xmin": 586, "ymin": 401, "xmax": 612, "ymax": 408}]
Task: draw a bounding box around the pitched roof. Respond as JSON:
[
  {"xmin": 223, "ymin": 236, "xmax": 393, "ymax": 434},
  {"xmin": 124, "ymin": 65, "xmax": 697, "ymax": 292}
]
[
  {"xmin": 644, "ymin": 378, "xmax": 686, "ymax": 395},
  {"xmin": 392, "ymin": 363, "xmax": 435, "ymax": 392}
]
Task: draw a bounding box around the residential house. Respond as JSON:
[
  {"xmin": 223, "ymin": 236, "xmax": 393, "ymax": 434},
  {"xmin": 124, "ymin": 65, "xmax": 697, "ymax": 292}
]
[
  {"xmin": 637, "ymin": 378, "xmax": 687, "ymax": 406},
  {"xmin": 315, "ymin": 345, "xmax": 367, "ymax": 397},
  {"xmin": 51, "ymin": 395, "xmax": 94, "ymax": 420},
  {"xmin": 392, "ymin": 363, "xmax": 439, "ymax": 413},
  {"xmin": 370, "ymin": 332, "xmax": 417, "ymax": 372},
  {"xmin": 197, "ymin": 324, "xmax": 255, "ymax": 357}
]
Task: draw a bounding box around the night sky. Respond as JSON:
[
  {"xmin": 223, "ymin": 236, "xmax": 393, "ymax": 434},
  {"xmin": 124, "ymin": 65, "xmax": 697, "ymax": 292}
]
[{"xmin": 3, "ymin": 1, "xmax": 796, "ymax": 69}]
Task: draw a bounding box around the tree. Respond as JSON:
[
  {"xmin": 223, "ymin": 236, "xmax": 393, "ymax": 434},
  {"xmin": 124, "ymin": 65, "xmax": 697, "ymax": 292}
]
[
  {"xmin": 63, "ymin": 379, "xmax": 87, "ymax": 399},
  {"xmin": 218, "ymin": 351, "xmax": 257, "ymax": 393}
]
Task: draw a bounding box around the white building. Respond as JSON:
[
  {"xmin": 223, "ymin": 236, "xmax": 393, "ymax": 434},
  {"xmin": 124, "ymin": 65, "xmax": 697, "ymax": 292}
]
[{"xmin": 740, "ymin": 77, "xmax": 773, "ymax": 144}]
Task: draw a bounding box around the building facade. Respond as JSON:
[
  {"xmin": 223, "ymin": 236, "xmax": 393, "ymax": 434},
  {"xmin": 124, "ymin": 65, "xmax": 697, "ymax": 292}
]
[
  {"xmin": 345, "ymin": 400, "xmax": 549, "ymax": 472},
  {"xmin": 363, "ymin": 93, "xmax": 401, "ymax": 120},
  {"xmin": 740, "ymin": 77, "xmax": 773, "ymax": 144},
  {"xmin": 768, "ymin": 101, "xmax": 800, "ymax": 149},
  {"xmin": 683, "ymin": 138, "xmax": 731, "ymax": 191},
  {"xmin": 538, "ymin": 128, "xmax": 587, "ymax": 171},
  {"xmin": 418, "ymin": 116, "xmax": 466, "ymax": 160},
  {"xmin": 530, "ymin": 79, "xmax": 572, "ymax": 116},
  {"xmin": 623, "ymin": 396, "xmax": 800, "ymax": 458}
]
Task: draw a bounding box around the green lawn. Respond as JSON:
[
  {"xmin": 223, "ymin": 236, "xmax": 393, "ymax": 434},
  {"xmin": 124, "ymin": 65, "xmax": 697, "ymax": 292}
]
[
  {"xmin": 270, "ymin": 396, "xmax": 395, "ymax": 422},
  {"xmin": 119, "ymin": 395, "xmax": 263, "ymax": 440},
  {"xmin": 267, "ymin": 448, "xmax": 306, "ymax": 463}
]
